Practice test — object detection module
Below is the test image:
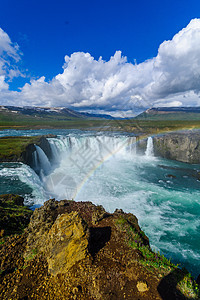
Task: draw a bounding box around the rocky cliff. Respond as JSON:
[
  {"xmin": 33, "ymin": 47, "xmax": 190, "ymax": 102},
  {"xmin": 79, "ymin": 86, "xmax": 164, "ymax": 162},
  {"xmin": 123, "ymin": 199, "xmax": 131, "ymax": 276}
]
[
  {"xmin": 0, "ymin": 134, "xmax": 55, "ymax": 166},
  {"xmin": 1, "ymin": 132, "xmax": 200, "ymax": 166},
  {"xmin": 153, "ymin": 132, "xmax": 200, "ymax": 164},
  {"xmin": 0, "ymin": 197, "xmax": 199, "ymax": 299}
]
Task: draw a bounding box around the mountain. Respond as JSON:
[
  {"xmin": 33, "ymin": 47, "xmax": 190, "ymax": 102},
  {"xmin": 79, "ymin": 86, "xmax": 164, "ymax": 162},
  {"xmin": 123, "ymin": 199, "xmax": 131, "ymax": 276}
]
[
  {"xmin": 0, "ymin": 106, "xmax": 114, "ymax": 120},
  {"xmin": 135, "ymin": 107, "xmax": 200, "ymax": 120},
  {"xmin": 78, "ymin": 111, "xmax": 115, "ymax": 119}
]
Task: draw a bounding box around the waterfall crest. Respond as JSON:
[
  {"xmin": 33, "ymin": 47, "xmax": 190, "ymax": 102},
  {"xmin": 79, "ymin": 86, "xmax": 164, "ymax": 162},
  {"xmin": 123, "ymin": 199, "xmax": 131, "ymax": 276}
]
[
  {"xmin": 48, "ymin": 135, "xmax": 137, "ymax": 164},
  {"xmin": 39, "ymin": 135, "xmax": 137, "ymax": 200}
]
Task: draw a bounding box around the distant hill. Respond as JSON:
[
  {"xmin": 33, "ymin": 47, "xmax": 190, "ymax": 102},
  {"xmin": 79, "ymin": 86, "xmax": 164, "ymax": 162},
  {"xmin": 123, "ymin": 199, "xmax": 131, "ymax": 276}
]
[
  {"xmin": 0, "ymin": 106, "xmax": 114, "ymax": 120},
  {"xmin": 79, "ymin": 111, "xmax": 115, "ymax": 119},
  {"xmin": 135, "ymin": 107, "xmax": 200, "ymax": 120}
]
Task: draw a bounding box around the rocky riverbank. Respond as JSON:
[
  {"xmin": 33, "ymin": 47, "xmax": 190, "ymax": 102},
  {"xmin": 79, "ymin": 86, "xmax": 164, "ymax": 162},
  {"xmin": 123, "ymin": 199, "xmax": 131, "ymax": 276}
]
[
  {"xmin": 153, "ymin": 131, "xmax": 200, "ymax": 164},
  {"xmin": 0, "ymin": 195, "xmax": 199, "ymax": 299}
]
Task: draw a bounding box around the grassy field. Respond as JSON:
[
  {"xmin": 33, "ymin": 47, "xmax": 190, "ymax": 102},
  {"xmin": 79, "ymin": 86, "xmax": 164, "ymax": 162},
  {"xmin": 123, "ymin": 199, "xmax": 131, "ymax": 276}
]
[
  {"xmin": 0, "ymin": 110, "xmax": 200, "ymax": 134},
  {"xmin": 104, "ymin": 119, "xmax": 200, "ymax": 134},
  {"xmin": 0, "ymin": 111, "xmax": 106, "ymax": 130},
  {"xmin": 0, "ymin": 136, "xmax": 44, "ymax": 161}
]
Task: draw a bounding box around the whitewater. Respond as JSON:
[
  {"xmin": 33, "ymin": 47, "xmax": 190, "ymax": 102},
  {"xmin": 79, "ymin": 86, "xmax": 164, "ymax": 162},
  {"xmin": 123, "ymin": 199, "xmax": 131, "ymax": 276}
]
[{"xmin": 0, "ymin": 129, "xmax": 200, "ymax": 278}]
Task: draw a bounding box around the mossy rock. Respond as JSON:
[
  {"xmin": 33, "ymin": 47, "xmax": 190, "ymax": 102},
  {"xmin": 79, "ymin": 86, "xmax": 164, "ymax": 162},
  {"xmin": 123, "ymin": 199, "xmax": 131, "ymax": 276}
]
[
  {"xmin": 0, "ymin": 194, "xmax": 33, "ymax": 236},
  {"xmin": 0, "ymin": 194, "xmax": 24, "ymax": 207}
]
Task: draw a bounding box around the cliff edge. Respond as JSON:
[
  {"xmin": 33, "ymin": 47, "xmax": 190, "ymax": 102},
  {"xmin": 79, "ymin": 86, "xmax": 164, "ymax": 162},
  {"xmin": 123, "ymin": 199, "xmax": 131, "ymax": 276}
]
[
  {"xmin": 153, "ymin": 132, "xmax": 200, "ymax": 164},
  {"xmin": 0, "ymin": 197, "xmax": 199, "ymax": 299},
  {"xmin": 0, "ymin": 134, "xmax": 55, "ymax": 166}
]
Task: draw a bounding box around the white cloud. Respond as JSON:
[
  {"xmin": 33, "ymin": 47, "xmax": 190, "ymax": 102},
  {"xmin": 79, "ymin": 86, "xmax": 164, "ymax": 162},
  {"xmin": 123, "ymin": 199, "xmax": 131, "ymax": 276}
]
[
  {"xmin": 0, "ymin": 75, "xmax": 9, "ymax": 90},
  {"xmin": 1, "ymin": 19, "xmax": 200, "ymax": 115},
  {"xmin": 0, "ymin": 28, "xmax": 20, "ymax": 60},
  {"xmin": 0, "ymin": 28, "xmax": 22, "ymax": 87},
  {"xmin": 16, "ymin": 51, "xmax": 152, "ymax": 114},
  {"xmin": 150, "ymin": 19, "xmax": 200, "ymax": 99}
]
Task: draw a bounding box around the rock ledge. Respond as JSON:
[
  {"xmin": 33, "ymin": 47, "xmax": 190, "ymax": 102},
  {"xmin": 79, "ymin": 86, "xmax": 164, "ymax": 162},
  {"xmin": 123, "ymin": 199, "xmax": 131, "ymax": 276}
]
[{"xmin": 0, "ymin": 198, "xmax": 199, "ymax": 299}]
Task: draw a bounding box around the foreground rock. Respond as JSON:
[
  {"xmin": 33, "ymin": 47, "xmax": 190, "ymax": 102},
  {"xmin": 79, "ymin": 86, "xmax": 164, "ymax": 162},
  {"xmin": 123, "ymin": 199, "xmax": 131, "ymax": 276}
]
[
  {"xmin": 0, "ymin": 194, "xmax": 33, "ymax": 236},
  {"xmin": 0, "ymin": 198, "xmax": 199, "ymax": 299},
  {"xmin": 153, "ymin": 132, "xmax": 200, "ymax": 163}
]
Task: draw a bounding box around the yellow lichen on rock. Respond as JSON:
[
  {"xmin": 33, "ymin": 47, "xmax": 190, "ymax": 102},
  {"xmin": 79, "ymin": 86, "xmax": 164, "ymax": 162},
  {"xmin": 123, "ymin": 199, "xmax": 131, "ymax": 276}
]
[
  {"xmin": 136, "ymin": 281, "xmax": 149, "ymax": 292},
  {"xmin": 45, "ymin": 212, "xmax": 89, "ymax": 275}
]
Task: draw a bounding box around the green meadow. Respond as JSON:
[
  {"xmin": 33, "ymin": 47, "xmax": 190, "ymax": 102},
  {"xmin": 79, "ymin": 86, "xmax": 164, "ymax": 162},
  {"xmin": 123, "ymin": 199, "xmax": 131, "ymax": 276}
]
[
  {"xmin": 0, "ymin": 110, "xmax": 200, "ymax": 134},
  {"xmin": 0, "ymin": 136, "xmax": 43, "ymax": 161}
]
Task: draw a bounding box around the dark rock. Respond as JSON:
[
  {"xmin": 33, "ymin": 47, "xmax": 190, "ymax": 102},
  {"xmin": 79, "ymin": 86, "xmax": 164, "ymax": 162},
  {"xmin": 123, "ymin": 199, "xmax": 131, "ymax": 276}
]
[
  {"xmin": 114, "ymin": 208, "xmax": 124, "ymax": 214},
  {"xmin": 166, "ymin": 174, "xmax": 176, "ymax": 179},
  {"xmin": 0, "ymin": 194, "xmax": 33, "ymax": 236},
  {"xmin": 37, "ymin": 136, "xmax": 55, "ymax": 161},
  {"xmin": 153, "ymin": 132, "xmax": 200, "ymax": 163},
  {"xmin": 136, "ymin": 137, "xmax": 147, "ymax": 154},
  {"xmin": 0, "ymin": 194, "xmax": 24, "ymax": 206},
  {"xmin": 22, "ymin": 135, "xmax": 56, "ymax": 167},
  {"xmin": 197, "ymin": 274, "xmax": 200, "ymax": 285}
]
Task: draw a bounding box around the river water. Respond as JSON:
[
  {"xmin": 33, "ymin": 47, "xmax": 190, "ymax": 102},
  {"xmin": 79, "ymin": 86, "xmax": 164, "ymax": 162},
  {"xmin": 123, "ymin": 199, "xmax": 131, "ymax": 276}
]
[{"xmin": 0, "ymin": 129, "xmax": 200, "ymax": 278}]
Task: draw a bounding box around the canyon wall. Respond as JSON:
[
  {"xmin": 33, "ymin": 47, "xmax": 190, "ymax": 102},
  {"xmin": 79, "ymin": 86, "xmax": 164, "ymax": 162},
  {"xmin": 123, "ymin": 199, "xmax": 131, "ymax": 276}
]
[{"xmin": 153, "ymin": 132, "xmax": 200, "ymax": 164}]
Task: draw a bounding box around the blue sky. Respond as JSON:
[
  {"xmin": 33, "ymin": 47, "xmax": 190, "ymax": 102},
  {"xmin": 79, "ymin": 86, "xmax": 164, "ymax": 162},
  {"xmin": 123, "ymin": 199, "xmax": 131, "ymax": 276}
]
[{"xmin": 1, "ymin": 0, "xmax": 200, "ymax": 116}]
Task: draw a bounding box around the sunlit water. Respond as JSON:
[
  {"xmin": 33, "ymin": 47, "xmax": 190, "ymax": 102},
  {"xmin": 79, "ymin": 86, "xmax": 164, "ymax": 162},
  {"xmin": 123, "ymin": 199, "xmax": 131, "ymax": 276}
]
[{"xmin": 0, "ymin": 129, "xmax": 200, "ymax": 278}]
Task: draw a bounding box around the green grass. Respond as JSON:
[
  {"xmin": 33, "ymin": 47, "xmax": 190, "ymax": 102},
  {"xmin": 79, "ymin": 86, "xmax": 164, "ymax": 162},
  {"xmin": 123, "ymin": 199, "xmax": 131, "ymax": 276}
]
[
  {"xmin": 115, "ymin": 216, "xmax": 200, "ymax": 299},
  {"xmin": 114, "ymin": 119, "xmax": 200, "ymax": 134},
  {"xmin": 25, "ymin": 248, "xmax": 38, "ymax": 261},
  {"xmin": 176, "ymin": 271, "xmax": 200, "ymax": 299},
  {"xmin": 115, "ymin": 216, "xmax": 175, "ymax": 272},
  {"xmin": 136, "ymin": 112, "xmax": 200, "ymax": 121},
  {"xmin": 115, "ymin": 216, "xmax": 127, "ymax": 226},
  {"xmin": 0, "ymin": 136, "xmax": 45, "ymax": 160},
  {"xmin": 1, "ymin": 109, "xmax": 200, "ymax": 134},
  {"xmin": 0, "ymin": 111, "xmax": 106, "ymax": 130}
]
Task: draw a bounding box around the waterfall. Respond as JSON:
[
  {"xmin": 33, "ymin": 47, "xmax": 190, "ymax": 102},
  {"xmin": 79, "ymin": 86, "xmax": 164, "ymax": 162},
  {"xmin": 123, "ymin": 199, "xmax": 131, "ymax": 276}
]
[
  {"xmin": 127, "ymin": 137, "xmax": 137, "ymax": 155},
  {"xmin": 35, "ymin": 145, "xmax": 52, "ymax": 176},
  {"xmin": 48, "ymin": 139, "xmax": 61, "ymax": 164},
  {"xmin": 30, "ymin": 135, "xmax": 155, "ymax": 202},
  {"xmin": 48, "ymin": 135, "xmax": 137, "ymax": 158},
  {"xmin": 145, "ymin": 137, "xmax": 154, "ymax": 157},
  {"xmin": 32, "ymin": 150, "xmax": 39, "ymax": 171},
  {"xmin": 32, "ymin": 135, "xmax": 139, "ymax": 182},
  {"xmin": 42, "ymin": 135, "xmax": 138, "ymax": 201}
]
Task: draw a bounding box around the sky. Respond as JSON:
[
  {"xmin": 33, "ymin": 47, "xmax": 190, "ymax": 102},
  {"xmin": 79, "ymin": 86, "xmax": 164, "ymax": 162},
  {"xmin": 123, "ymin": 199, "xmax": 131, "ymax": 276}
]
[{"xmin": 1, "ymin": 0, "xmax": 200, "ymax": 116}]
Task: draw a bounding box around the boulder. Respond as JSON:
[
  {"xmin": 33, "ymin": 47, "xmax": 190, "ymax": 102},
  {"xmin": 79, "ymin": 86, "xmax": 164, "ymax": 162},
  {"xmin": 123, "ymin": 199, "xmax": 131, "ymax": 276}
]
[{"xmin": 44, "ymin": 212, "xmax": 89, "ymax": 275}]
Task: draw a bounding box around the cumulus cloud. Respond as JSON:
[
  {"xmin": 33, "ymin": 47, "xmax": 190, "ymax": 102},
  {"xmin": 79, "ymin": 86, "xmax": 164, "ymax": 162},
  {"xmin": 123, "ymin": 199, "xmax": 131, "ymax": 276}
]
[
  {"xmin": 13, "ymin": 51, "xmax": 154, "ymax": 114},
  {"xmin": 1, "ymin": 19, "xmax": 200, "ymax": 115},
  {"xmin": 150, "ymin": 19, "xmax": 200, "ymax": 98},
  {"xmin": 0, "ymin": 28, "xmax": 22, "ymax": 88}
]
